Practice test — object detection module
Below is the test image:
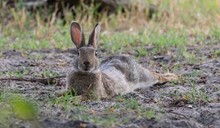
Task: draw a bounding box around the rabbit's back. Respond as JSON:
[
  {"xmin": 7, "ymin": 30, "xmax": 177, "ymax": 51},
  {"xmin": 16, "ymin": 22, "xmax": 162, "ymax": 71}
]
[
  {"xmin": 100, "ymin": 55, "xmax": 139, "ymax": 82},
  {"xmin": 100, "ymin": 55, "xmax": 158, "ymax": 94}
]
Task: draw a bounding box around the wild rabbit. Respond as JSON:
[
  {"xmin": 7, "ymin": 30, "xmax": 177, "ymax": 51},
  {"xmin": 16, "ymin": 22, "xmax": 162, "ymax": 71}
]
[{"xmin": 57, "ymin": 22, "xmax": 177, "ymax": 99}]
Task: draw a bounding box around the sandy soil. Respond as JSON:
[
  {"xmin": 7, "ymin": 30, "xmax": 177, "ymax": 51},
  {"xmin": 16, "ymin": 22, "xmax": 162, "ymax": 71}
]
[{"xmin": 0, "ymin": 43, "xmax": 219, "ymax": 128}]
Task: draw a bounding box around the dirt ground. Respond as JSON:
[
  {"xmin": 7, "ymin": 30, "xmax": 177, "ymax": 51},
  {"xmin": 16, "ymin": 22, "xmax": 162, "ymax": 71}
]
[{"xmin": 0, "ymin": 42, "xmax": 219, "ymax": 128}]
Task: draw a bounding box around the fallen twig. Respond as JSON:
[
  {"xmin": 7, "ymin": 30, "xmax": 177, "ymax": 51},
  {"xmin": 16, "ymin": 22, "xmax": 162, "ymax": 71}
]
[{"xmin": 0, "ymin": 75, "xmax": 66, "ymax": 85}]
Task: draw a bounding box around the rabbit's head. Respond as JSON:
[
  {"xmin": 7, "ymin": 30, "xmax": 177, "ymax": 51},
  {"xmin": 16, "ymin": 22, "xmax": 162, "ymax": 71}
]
[{"xmin": 70, "ymin": 22, "xmax": 101, "ymax": 72}]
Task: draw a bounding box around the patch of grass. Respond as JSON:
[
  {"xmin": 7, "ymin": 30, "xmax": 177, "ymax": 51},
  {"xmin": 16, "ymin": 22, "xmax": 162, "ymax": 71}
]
[
  {"xmin": 53, "ymin": 91, "xmax": 81, "ymax": 110},
  {"xmin": 0, "ymin": 92, "xmax": 38, "ymax": 127},
  {"xmin": 212, "ymin": 49, "xmax": 220, "ymax": 58},
  {"xmin": 136, "ymin": 47, "xmax": 148, "ymax": 56},
  {"xmin": 185, "ymin": 70, "xmax": 202, "ymax": 78},
  {"xmin": 92, "ymin": 96, "xmax": 159, "ymax": 127},
  {"xmin": 28, "ymin": 53, "xmax": 44, "ymax": 60},
  {"xmin": 111, "ymin": 102, "xmax": 121, "ymax": 109},
  {"xmin": 0, "ymin": 68, "xmax": 62, "ymax": 80},
  {"xmin": 148, "ymin": 30, "xmax": 187, "ymax": 54},
  {"xmin": 41, "ymin": 70, "xmax": 60, "ymax": 78},
  {"xmin": 182, "ymin": 50, "xmax": 200, "ymax": 64},
  {"xmin": 183, "ymin": 81, "xmax": 209, "ymax": 103},
  {"xmin": 143, "ymin": 108, "xmax": 156, "ymax": 119},
  {"xmin": 0, "ymin": 0, "xmax": 219, "ymax": 54},
  {"xmin": 101, "ymin": 32, "xmax": 138, "ymax": 53},
  {"xmin": 124, "ymin": 97, "xmax": 159, "ymax": 120},
  {"xmin": 100, "ymin": 29, "xmax": 187, "ymax": 56},
  {"xmin": 6, "ymin": 94, "xmax": 38, "ymax": 120},
  {"xmin": 210, "ymin": 26, "xmax": 220, "ymax": 43},
  {"xmin": 173, "ymin": 63, "xmax": 182, "ymax": 73},
  {"xmin": 124, "ymin": 97, "xmax": 140, "ymax": 110},
  {"xmin": 52, "ymin": 95, "xmax": 159, "ymax": 127},
  {"xmin": 93, "ymin": 114, "xmax": 117, "ymax": 127},
  {"xmin": 0, "ymin": 69, "xmax": 30, "ymax": 78},
  {"xmin": 119, "ymin": 96, "xmax": 159, "ymax": 119}
]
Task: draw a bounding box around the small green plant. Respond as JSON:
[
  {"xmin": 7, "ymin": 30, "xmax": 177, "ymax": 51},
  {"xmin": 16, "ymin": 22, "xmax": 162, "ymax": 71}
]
[
  {"xmin": 0, "ymin": 69, "xmax": 30, "ymax": 78},
  {"xmin": 136, "ymin": 47, "xmax": 148, "ymax": 56},
  {"xmin": 210, "ymin": 26, "xmax": 220, "ymax": 43},
  {"xmin": 182, "ymin": 51, "xmax": 199, "ymax": 64},
  {"xmin": 54, "ymin": 90, "xmax": 81, "ymax": 110},
  {"xmin": 98, "ymin": 114, "xmax": 117, "ymax": 127},
  {"xmin": 143, "ymin": 108, "xmax": 156, "ymax": 119},
  {"xmin": 183, "ymin": 81, "xmax": 209, "ymax": 103},
  {"xmin": 0, "ymin": 92, "xmax": 38, "ymax": 127},
  {"xmin": 42, "ymin": 70, "xmax": 60, "ymax": 78},
  {"xmin": 124, "ymin": 97, "xmax": 140, "ymax": 110},
  {"xmin": 111, "ymin": 102, "xmax": 121, "ymax": 109},
  {"xmin": 212, "ymin": 50, "xmax": 220, "ymax": 58},
  {"xmin": 190, "ymin": 70, "xmax": 202, "ymax": 77}
]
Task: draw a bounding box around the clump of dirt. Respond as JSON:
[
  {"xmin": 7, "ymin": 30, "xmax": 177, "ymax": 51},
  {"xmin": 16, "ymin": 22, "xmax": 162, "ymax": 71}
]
[{"xmin": 0, "ymin": 43, "xmax": 219, "ymax": 128}]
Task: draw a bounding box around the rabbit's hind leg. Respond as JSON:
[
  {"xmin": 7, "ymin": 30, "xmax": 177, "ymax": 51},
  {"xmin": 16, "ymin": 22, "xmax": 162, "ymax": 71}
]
[{"xmin": 151, "ymin": 72, "xmax": 178, "ymax": 85}]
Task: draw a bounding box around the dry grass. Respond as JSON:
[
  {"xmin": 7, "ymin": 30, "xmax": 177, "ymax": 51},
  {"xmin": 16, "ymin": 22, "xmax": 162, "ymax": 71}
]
[{"xmin": 0, "ymin": 0, "xmax": 220, "ymax": 52}]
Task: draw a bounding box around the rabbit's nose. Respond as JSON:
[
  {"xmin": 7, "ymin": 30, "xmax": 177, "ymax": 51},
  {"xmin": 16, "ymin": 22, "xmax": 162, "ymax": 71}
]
[{"xmin": 83, "ymin": 61, "xmax": 90, "ymax": 66}]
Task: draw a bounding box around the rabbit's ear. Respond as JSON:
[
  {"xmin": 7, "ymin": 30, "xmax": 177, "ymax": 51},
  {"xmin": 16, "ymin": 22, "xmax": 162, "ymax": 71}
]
[
  {"xmin": 70, "ymin": 22, "xmax": 85, "ymax": 49},
  {"xmin": 88, "ymin": 23, "xmax": 101, "ymax": 48}
]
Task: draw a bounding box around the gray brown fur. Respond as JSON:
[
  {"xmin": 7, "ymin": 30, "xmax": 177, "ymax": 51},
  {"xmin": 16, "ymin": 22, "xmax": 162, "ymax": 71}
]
[{"xmin": 57, "ymin": 22, "xmax": 177, "ymax": 99}]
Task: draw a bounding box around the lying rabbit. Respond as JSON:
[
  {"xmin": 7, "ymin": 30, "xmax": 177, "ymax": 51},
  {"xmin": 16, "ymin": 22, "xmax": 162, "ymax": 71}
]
[{"xmin": 57, "ymin": 22, "xmax": 177, "ymax": 99}]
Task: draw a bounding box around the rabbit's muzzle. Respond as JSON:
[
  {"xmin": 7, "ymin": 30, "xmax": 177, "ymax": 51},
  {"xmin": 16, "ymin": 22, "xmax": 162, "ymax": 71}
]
[
  {"xmin": 82, "ymin": 61, "xmax": 91, "ymax": 71},
  {"xmin": 83, "ymin": 61, "xmax": 90, "ymax": 66},
  {"xmin": 79, "ymin": 59, "xmax": 97, "ymax": 72}
]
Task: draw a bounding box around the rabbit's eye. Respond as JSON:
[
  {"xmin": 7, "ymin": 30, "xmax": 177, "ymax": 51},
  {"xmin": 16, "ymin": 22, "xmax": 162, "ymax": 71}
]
[
  {"xmin": 95, "ymin": 51, "xmax": 98, "ymax": 56},
  {"xmin": 76, "ymin": 51, "xmax": 79, "ymax": 56}
]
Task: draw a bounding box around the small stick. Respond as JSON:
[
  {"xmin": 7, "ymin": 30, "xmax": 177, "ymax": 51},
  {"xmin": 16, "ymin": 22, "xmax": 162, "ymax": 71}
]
[{"xmin": 0, "ymin": 75, "xmax": 66, "ymax": 85}]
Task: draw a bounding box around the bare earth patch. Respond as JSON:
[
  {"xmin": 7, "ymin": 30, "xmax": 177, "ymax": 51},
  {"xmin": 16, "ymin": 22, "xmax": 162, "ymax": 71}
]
[{"xmin": 0, "ymin": 43, "xmax": 219, "ymax": 128}]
